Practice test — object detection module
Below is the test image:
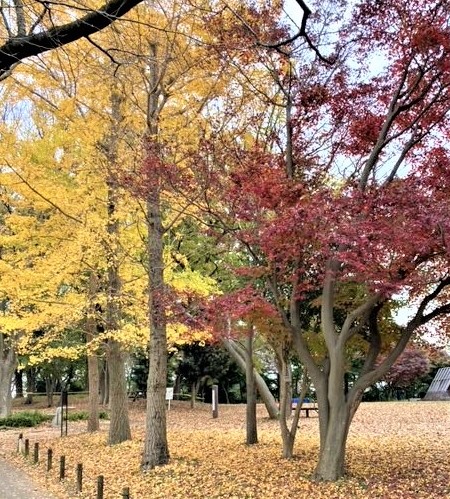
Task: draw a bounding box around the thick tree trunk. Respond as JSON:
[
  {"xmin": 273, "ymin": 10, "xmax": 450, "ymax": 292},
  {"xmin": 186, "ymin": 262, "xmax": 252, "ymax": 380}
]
[
  {"xmin": 14, "ymin": 370, "xmax": 23, "ymax": 398},
  {"xmin": 223, "ymin": 338, "xmax": 279, "ymax": 419},
  {"xmin": 108, "ymin": 340, "xmax": 131, "ymax": 444},
  {"xmin": 313, "ymin": 400, "xmax": 352, "ymax": 481},
  {"xmin": 0, "ymin": 334, "xmax": 16, "ymax": 418},
  {"xmin": 244, "ymin": 328, "xmax": 258, "ymax": 445}
]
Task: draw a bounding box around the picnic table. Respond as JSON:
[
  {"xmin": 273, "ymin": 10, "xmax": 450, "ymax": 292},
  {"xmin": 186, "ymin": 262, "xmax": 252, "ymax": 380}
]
[{"xmin": 291, "ymin": 398, "xmax": 319, "ymax": 417}]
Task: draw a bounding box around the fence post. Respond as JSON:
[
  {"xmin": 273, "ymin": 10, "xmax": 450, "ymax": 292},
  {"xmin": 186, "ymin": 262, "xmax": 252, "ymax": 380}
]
[
  {"xmin": 47, "ymin": 448, "xmax": 53, "ymax": 471},
  {"xmin": 97, "ymin": 475, "xmax": 104, "ymax": 499},
  {"xmin": 76, "ymin": 463, "xmax": 83, "ymax": 493},
  {"xmin": 24, "ymin": 439, "xmax": 29, "ymax": 457},
  {"xmin": 59, "ymin": 455, "xmax": 65, "ymax": 481},
  {"xmin": 212, "ymin": 384, "xmax": 219, "ymax": 419},
  {"xmin": 122, "ymin": 486, "xmax": 130, "ymax": 498},
  {"xmin": 33, "ymin": 442, "xmax": 39, "ymax": 464}
]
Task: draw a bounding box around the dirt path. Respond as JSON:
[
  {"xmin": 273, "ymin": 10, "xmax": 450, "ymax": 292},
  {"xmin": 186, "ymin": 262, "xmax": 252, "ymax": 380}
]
[{"xmin": 0, "ymin": 458, "xmax": 57, "ymax": 499}]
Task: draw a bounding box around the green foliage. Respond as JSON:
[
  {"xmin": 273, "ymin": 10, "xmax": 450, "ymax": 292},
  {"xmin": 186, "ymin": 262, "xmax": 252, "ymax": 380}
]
[
  {"xmin": 0, "ymin": 411, "xmax": 51, "ymax": 428},
  {"xmin": 66, "ymin": 410, "xmax": 109, "ymax": 421}
]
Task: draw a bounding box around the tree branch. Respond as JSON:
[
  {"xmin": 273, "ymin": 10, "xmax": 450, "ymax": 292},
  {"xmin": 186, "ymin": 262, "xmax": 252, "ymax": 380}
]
[{"xmin": 0, "ymin": 0, "xmax": 144, "ymax": 78}]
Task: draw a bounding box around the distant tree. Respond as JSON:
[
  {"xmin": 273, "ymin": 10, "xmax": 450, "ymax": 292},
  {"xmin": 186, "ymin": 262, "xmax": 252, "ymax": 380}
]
[{"xmin": 382, "ymin": 348, "xmax": 430, "ymax": 399}]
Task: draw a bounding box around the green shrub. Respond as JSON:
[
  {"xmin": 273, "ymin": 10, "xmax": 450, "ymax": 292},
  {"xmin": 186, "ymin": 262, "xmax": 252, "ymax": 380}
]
[
  {"xmin": 66, "ymin": 410, "xmax": 109, "ymax": 421},
  {"xmin": 0, "ymin": 411, "xmax": 52, "ymax": 428}
]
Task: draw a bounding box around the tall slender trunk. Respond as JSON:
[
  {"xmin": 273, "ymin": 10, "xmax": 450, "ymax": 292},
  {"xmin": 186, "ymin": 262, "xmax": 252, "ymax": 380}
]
[
  {"xmin": 87, "ymin": 271, "xmax": 100, "ymax": 432},
  {"xmin": 105, "ymin": 90, "xmax": 131, "ymax": 445},
  {"xmin": 142, "ymin": 43, "xmax": 169, "ymax": 469},
  {"xmin": 223, "ymin": 338, "xmax": 279, "ymax": 419},
  {"xmin": 24, "ymin": 367, "xmax": 36, "ymax": 405},
  {"xmin": 279, "ymin": 372, "xmax": 308, "ymax": 459},
  {"xmin": 244, "ymin": 327, "xmax": 258, "ymax": 445},
  {"xmin": 14, "ymin": 370, "xmax": 23, "ymax": 398},
  {"xmin": 275, "ymin": 344, "xmax": 292, "ymax": 418},
  {"xmin": 0, "ymin": 334, "xmax": 16, "ymax": 417},
  {"xmin": 45, "ymin": 375, "xmax": 57, "ymax": 407},
  {"xmin": 190, "ymin": 381, "xmax": 198, "ymax": 409},
  {"xmin": 99, "ymin": 359, "xmax": 109, "ymax": 406}
]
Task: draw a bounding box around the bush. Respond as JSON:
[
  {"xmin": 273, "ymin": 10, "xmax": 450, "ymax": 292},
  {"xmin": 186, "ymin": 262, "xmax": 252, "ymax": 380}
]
[
  {"xmin": 0, "ymin": 411, "xmax": 52, "ymax": 428},
  {"xmin": 66, "ymin": 410, "xmax": 109, "ymax": 422}
]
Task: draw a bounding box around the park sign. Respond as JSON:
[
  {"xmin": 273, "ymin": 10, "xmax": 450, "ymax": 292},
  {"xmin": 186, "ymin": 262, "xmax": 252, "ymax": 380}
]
[{"xmin": 166, "ymin": 387, "xmax": 174, "ymax": 410}]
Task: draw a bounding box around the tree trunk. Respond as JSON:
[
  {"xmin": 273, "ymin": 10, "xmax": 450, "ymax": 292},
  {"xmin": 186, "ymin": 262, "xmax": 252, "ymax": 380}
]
[
  {"xmin": 108, "ymin": 340, "xmax": 131, "ymax": 444},
  {"xmin": 87, "ymin": 353, "xmax": 100, "ymax": 431},
  {"xmin": 87, "ymin": 271, "xmax": 100, "ymax": 432},
  {"xmin": 142, "ymin": 43, "xmax": 169, "ymax": 470},
  {"xmin": 223, "ymin": 338, "xmax": 279, "ymax": 419},
  {"xmin": 244, "ymin": 328, "xmax": 258, "ymax": 444},
  {"xmin": 105, "ymin": 89, "xmax": 131, "ymax": 445},
  {"xmin": 275, "ymin": 344, "xmax": 293, "ymax": 419},
  {"xmin": 190, "ymin": 381, "xmax": 198, "ymax": 409},
  {"xmin": 279, "ymin": 372, "xmax": 308, "ymax": 459},
  {"xmin": 14, "ymin": 370, "xmax": 23, "ymax": 398},
  {"xmin": 45, "ymin": 375, "xmax": 57, "ymax": 407},
  {"xmin": 0, "ymin": 334, "xmax": 16, "ymax": 418},
  {"xmin": 313, "ymin": 400, "xmax": 352, "ymax": 481},
  {"xmin": 24, "ymin": 367, "xmax": 36, "ymax": 405},
  {"xmin": 100, "ymin": 358, "xmax": 109, "ymax": 406}
]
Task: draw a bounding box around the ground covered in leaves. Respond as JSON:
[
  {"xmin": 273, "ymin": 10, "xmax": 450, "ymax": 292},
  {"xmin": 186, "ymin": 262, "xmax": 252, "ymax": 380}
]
[{"xmin": 1, "ymin": 400, "xmax": 449, "ymax": 498}]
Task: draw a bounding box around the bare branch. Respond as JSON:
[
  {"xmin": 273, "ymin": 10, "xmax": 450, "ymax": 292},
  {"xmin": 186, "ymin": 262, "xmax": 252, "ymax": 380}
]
[{"xmin": 0, "ymin": 0, "xmax": 144, "ymax": 78}]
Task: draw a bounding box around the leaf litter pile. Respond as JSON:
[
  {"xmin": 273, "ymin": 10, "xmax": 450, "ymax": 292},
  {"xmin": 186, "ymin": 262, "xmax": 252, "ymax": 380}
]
[{"xmin": 2, "ymin": 401, "xmax": 449, "ymax": 498}]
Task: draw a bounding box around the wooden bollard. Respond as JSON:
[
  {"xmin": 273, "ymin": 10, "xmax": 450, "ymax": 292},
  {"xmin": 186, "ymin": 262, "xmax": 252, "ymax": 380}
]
[
  {"xmin": 17, "ymin": 433, "xmax": 23, "ymax": 453},
  {"xmin": 59, "ymin": 455, "xmax": 65, "ymax": 481},
  {"xmin": 24, "ymin": 439, "xmax": 29, "ymax": 457},
  {"xmin": 122, "ymin": 486, "xmax": 130, "ymax": 498},
  {"xmin": 47, "ymin": 448, "xmax": 53, "ymax": 471},
  {"xmin": 97, "ymin": 475, "xmax": 104, "ymax": 499},
  {"xmin": 212, "ymin": 384, "xmax": 219, "ymax": 419},
  {"xmin": 33, "ymin": 442, "xmax": 39, "ymax": 464},
  {"xmin": 76, "ymin": 463, "xmax": 83, "ymax": 492}
]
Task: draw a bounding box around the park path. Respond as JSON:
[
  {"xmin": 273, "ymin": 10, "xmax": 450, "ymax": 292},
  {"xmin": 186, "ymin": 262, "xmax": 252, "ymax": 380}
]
[{"xmin": 0, "ymin": 459, "xmax": 58, "ymax": 499}]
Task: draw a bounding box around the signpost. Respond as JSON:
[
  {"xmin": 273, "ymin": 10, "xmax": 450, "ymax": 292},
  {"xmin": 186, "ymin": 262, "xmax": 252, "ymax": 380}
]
[
  {"xmin": 60, "ymin": 390, "xmax": 68, "ymax": 437},
  {"xmin": 165, "ymin": 387, "xmax": 174, "ymax": 410}
]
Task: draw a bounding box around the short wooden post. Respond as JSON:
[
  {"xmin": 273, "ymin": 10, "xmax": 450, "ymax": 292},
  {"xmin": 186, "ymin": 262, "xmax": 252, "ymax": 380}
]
[
  {"xmin": 97, "ymin": 475, "xmax": 104, "ymax": 499},
  {"xmin": 24, "ymin": 438, "xmax": 29, "ymax": 457},
  {"xmin": 76, "ymin": 463, "xmax": 83, "ymax": 493},
  {"xmin": 212, "ymin": 384, "xmax": 219, "ymax": 419},
  {"xmin": 33, "ymin": 442, "xmax": 39, "ymax": 464},
  {"xmin": 122, "ymin": 486, "xmax": 130, "ymax": 498},
  {"xmin": 59, "ymin": 455, "xmax": 65, "ymax": 481},
  {"xmin": 17, "ymin": 433, "xmax": 23, "ymax": 453},
  {"xmin": 47, "ymin": 448, "xmax": 53, "ymax": 471}
]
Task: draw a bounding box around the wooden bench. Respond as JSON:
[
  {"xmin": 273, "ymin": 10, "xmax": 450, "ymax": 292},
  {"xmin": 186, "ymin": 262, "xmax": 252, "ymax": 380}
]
[{"xmin": 292, "ymin": 400, "xmax": 318, "ymax": 418}]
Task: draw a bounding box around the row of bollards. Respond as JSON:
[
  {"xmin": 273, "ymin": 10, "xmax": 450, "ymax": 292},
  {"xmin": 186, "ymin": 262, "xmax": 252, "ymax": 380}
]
[{"xmin": 18, "ymin": 434, "xmax": 130, "ymax": 498}]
